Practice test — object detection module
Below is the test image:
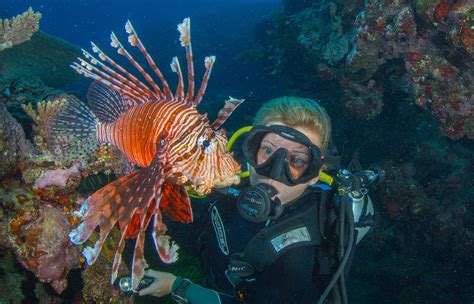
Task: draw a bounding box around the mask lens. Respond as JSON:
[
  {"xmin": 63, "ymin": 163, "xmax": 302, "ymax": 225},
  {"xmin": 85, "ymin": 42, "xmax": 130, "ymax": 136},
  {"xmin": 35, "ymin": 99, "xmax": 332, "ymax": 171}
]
[
  {"xmin": 243, "ymin": 125, "xmax": 323, "ymax": 185},
  {"xmin": 257, "ymin": 140, "xmax": 311, "ymax": 179}
]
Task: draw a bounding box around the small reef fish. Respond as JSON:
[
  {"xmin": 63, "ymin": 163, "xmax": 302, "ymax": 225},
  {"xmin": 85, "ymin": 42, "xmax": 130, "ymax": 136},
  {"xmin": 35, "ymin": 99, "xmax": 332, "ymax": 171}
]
[{"xmin": 51, "ymin": 18, "xmax": 242, "ymax": 289}]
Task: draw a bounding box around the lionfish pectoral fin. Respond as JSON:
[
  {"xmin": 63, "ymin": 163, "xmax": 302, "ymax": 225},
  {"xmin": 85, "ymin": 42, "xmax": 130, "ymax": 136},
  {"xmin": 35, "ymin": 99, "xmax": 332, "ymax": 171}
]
[
  {"xmin": 210, "ymin": 96, "xmax": 245, "ymax": 130},
  {"xmin": 160, "ymin": 181, "xmax": 193, "ymax": 223},
  {"xmin": 68, "ymin": 168, "xmax": 146, "ymax": 264},
  {"xmin": 70, "ymin": 135, "xmax": 170, "ymax": 278},
  {"xmin": 129, "ymin": 141, "xmax": 172, "ymax": 290},
  {"xmin": 152, "ymin": 211, "xmax": 179, "ymax": 264},
  {"xmin": 131, "ymin": 216, "xmax": 148, "ymax": 291},
  {"xmin": 107, "ymin": 136, "xmax": 171, "ymax": 288}
]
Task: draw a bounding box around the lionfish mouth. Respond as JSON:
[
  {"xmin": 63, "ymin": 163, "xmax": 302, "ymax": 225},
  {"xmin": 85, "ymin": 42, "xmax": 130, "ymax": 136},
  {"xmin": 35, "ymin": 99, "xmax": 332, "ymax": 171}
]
[
  {"xmin": 214, "ymin": 174, "xmax": 241, "ymax": 188},
  {"xmin": 193, "ymin": 173, "xmax": 241, "ymax": 196}
]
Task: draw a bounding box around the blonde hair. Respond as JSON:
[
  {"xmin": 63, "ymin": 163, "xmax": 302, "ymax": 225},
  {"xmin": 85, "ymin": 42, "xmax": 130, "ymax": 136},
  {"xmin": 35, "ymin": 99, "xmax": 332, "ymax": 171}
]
[{"xmin": 253, "ymin": 96, "xmax": 332, "ymax": 153}]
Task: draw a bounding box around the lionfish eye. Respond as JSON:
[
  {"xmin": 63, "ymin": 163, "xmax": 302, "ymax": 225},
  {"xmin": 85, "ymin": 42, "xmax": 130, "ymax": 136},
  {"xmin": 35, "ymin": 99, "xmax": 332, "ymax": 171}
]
[{"xmin": 202, "ymin": 139, "xmax": 210, "ymax": 149}]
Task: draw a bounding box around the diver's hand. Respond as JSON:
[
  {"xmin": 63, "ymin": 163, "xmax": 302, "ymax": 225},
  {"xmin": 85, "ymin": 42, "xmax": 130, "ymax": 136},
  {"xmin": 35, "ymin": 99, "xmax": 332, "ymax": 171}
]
[{"xmin": 138, "ymin": 269, "xmax": 177, "ymax": 297}]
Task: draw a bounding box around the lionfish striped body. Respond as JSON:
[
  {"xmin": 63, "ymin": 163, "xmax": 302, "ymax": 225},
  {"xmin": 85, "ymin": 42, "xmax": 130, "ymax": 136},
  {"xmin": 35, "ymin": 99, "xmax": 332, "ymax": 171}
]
[{"xmin": 53, "ymin": 18, "xmax": 242, "ymax": 289}]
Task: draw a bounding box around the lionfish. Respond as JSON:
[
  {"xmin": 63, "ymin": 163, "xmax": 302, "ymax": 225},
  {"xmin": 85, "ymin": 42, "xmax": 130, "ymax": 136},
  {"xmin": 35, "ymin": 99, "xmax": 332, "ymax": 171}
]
[{"xmin": 55, "ymin": 18, "xmax": 242, "ymax": 289}]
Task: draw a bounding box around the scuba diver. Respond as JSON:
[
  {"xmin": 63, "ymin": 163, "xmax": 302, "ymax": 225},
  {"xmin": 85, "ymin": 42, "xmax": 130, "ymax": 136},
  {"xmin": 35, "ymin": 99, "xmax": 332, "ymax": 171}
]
[{"xmin": 135, "ymin": 96, "xmax": 379, "ymax": 303}]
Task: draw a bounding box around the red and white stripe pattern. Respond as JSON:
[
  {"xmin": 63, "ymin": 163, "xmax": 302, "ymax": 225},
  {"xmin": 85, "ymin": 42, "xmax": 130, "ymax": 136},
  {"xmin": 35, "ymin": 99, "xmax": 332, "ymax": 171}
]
[
  {"xmin": 72, "ymin": 18, "xmax": 242, "ymax": 189},
  {"xmin": 69, "ymin": 18, "xmax": 243, "ymax": 290}
]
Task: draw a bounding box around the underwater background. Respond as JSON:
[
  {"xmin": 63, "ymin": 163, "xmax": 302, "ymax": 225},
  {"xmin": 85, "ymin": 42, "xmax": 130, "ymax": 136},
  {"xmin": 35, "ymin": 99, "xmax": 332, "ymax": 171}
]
[{"xmin": 0, "ymin": 0, "xmax": 473, "ymax": 303}]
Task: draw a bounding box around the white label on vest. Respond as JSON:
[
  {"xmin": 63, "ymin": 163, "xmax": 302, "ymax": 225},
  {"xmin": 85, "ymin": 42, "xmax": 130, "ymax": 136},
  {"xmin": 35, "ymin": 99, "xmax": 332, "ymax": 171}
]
[
  {"xmin": 211, "ymin": 205, "xmax": 229, "ymax": 255},
  {"xmin": 271, "ymin": 226, "xmax": 311, "ymax": 253}
]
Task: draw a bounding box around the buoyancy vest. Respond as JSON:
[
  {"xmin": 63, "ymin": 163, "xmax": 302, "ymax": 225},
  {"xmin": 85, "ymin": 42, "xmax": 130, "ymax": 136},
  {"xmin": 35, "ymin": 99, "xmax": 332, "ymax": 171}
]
[{"xmin": 199, "ymin": 190, "xmax": 324, "ymax": 294}]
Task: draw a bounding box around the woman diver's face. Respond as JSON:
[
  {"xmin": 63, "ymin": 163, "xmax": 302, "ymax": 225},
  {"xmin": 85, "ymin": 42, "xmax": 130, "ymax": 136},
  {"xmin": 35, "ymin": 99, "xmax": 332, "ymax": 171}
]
[{"xmin": 249, "ymin": 122, "xmax": 323, "ymax": 205}]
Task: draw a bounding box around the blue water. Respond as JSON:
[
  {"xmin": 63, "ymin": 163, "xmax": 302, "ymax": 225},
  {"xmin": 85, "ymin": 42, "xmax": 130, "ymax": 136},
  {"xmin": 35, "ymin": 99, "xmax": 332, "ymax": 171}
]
[
  {"xmin": 3, "ymin": 1, "xmax": 473, "ymax": 303},
  {"xmin": 1, "ymin": 0, "xmax": 283, "ymax": 125}
]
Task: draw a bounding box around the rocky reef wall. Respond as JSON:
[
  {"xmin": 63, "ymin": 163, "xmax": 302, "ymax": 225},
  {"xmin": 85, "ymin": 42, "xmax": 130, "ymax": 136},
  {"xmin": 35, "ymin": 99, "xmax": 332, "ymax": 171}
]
[{"xmin": 257, "ymin": 0, "xmax": 474, "ymax": 302}]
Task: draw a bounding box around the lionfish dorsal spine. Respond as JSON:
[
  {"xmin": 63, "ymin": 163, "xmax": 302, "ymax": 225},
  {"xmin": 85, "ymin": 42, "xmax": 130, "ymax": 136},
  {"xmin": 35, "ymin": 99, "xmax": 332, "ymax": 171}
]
[
  {"xmin": 194, "ymin": 55, "xmax": 216, "ymax": 107},
  {"xmin": 110, "ymin": 31, "xmax": 165, "ymax": 98},
  {"xmin": 87, "ymin": 81, "xmax": 135, "ymax": 124},
  {"xmin": 89, "ymin": 41, "xmax": 156, "ymax": 98},
  {"xmin": 77, "ymin": 56, "xmax": 144, "ymax": 101},
  {"xmin": 171, "ymin": 56, "xmax": 185, "ymax": 101},
  {"xmin": 82, "ymin": 48, "xmax": 153, "ymax": 99},
  {"xmin": 177, "ymin": 18, "xmax": 195, "ymax": 103},
  {"xmin": 70, "ymin": 59, "xmax": 144, "ymax": 103},
  {"xmin": 125, "ymin": 20, "xmax": 173, "ymax": 99},
  {"xmin": 71, "ymin": 17, "xmax": 221, "ymax": 111}
]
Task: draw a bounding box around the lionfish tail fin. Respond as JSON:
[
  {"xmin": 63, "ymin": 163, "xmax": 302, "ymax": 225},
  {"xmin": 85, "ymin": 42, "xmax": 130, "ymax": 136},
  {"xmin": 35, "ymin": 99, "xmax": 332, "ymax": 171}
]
[
  {"xmin": 210, "ymin": 96, "xmax": 245, "ymax": 130},
  {"xmin": 46, "ymin": 94, "xmax": 99, "ymax": 165}
]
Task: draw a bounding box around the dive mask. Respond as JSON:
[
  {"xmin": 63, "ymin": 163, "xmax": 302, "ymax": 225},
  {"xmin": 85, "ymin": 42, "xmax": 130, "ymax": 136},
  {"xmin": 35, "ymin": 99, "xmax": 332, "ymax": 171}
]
[{"xmin": 242, "ymin": 125, "xmax": 323, "ymax": 186}]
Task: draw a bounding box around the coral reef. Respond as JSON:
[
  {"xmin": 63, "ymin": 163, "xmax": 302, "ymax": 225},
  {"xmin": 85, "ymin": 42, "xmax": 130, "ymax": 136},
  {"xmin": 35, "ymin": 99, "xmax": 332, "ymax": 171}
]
[
  {"xmin": 6, "ymin": 204, "xmax": 80, "ymax": 293},
  {"xmin": 0, "ymin": 80, "xmax": 130, "ymax": 300},
  {"xmin": 32, "ymin": 165, "xmax": 81, "ymax": 190},
  {"xmin": 0, "ymin": 103, "xmax": 33, "ymax": 178},
  {"xmin": 414, "ymin": 0, "xmax": 473, "ymax": 56},
  {"xmin": 351, "ymin": 137, "xmax": 474, "ymax": 302},
  {"xmin": 341, "ymin": 79, "xmax": 383, "ymax": 120},
  {"xmin": 0, "ymin": 251, "xmax": 27, "ymax": 303},
  {"xmin": 81, "ymin": 227, "xmax": 132, "ymax": 303},
  {"xmin": 0, "ymin": 7, "xmax": 41, "ymax": 52},
  {"xmin": 258, "ymin": 0, "xmax": 474, "ymax": 301},
  {"xmin": 406, "ymin": 48, "xmax": 473, "ymax": 139},
  {"xmin": 34, "ymin": 283, "xmax": 62, "ymax": 304},
  {"xmin": 259, "ymin": 0, "xmax": 473, "ymax": 139}
]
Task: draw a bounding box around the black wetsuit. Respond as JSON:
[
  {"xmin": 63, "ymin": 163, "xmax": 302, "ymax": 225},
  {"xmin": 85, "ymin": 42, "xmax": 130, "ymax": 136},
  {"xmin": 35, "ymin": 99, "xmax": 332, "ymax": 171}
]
[{"xmin": 196, "ymin": 189, "xmax": 356, "ymax": 304}]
